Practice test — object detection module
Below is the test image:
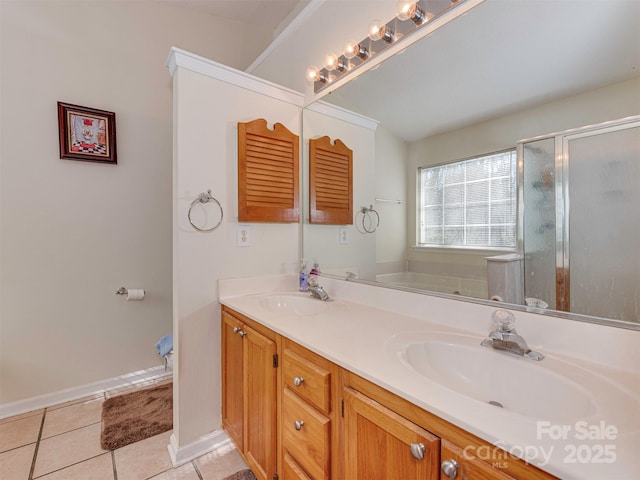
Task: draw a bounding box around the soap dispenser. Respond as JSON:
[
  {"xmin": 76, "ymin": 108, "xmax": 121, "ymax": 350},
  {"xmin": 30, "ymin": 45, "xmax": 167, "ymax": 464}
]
[
  {"xmin": 299, "ymin": 260, "xmax": 309, "ymax": 292},
  {"xmin": 310, "ymin": 260, "xmax": 319, "ymax": 277}
]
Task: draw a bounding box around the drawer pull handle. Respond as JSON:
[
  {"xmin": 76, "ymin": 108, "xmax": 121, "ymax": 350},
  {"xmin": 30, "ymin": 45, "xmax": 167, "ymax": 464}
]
[
  {"xmin": 441, "ymin": 459, "xmax": 460, "ymax": 478},
  {"xmin": 237, "ymin": 330, "xmax": 246, "ymax": 337},
  {"xmin": 294, "ymin": 420, "xmax": 305, "ymax": 431},
  {"xmin": 233, "ymin": 327, "xmax": 240, "ymax": 333},
  {"xmin": 410, "ymin": 442, "xmax": 426, "ymax": 460},
  {"xmin": 293, "ymin": 376, "xmax": 304, "ymax": 387}
]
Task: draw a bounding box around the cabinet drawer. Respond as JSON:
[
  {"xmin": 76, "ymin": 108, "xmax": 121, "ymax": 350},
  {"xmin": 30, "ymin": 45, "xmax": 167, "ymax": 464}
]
[
  {"xmin": 283, "ymin": 452, "xmax": 313, "ymax": 480},
  {"xmin": 283, "ymin": 348, "xmax": 331, "ymax": 414},
  {"xmin": 282, "ymin": 388, "xmax": 330, "ymax": 480}
]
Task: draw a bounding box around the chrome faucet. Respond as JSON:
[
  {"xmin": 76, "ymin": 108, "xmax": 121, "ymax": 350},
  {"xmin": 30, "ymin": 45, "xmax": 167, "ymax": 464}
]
[
  {"xmin": 307, "ymin": 275, "xmax": 331, "ymax": 301},
  {"xmin": 481, "ymin": 310, "xmax": 544, "ymax": 361}
]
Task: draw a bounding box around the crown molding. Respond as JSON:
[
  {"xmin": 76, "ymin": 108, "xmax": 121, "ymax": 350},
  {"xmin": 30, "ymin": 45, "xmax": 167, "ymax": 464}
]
[
  {"xmin": 305, "ymin": 100, "xmax": 378, "ymax": 131},
  {"xmin": 166, "ymin": 47, "xmax": 304, "ymax": 107}
]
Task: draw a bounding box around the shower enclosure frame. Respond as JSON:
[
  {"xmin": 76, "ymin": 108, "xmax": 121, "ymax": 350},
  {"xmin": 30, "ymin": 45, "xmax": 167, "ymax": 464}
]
[{"xmin": 517, "ymin": 114, "xmax": 640, "ymax": 318}]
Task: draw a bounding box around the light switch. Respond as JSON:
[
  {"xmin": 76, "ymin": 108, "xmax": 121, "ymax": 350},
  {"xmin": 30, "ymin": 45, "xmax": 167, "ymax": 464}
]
[
  {"xmin": 237, "ymin": 225, "xmax": 251, "ymax": 247},
  {"xmin": 339, "ymin": 226, "xmax": 349, "ymax": 245}
]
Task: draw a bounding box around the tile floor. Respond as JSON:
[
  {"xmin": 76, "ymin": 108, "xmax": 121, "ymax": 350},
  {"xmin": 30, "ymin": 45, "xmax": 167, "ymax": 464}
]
[{"xmin": 0, "ymin": 380, "xmax": 250, "ymax": 480}]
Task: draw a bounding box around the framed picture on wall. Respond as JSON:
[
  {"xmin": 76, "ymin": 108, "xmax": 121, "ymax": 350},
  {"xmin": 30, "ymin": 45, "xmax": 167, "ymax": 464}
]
[{"xmin": 57, "ymin": 102, "xmax": 117, "ymax": 164}]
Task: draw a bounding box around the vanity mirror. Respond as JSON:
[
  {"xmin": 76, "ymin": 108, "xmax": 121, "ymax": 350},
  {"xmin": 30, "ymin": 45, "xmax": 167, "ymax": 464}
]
[{"xmin": 301, "ymin": 0, "xmax": 640, "ymax": 329}]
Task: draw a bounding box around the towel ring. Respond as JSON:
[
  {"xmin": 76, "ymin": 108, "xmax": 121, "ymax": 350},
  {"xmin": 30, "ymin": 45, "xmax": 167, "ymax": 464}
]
[
  {"xmin": 188, "ymin": 190, "xmax": 223, "ymax": 232},
  {"xmin": 355, "ymin": 205, "xmax": 379, "ymax": 234}
]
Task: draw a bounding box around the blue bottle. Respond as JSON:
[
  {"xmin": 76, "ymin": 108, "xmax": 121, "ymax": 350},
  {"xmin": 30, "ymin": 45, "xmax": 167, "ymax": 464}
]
[{"xmin": 299, "ymin": 260, "xmax": 309, "ymax": 292}]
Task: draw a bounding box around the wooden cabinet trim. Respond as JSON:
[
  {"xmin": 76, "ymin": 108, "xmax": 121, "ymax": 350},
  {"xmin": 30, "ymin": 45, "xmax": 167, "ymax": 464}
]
[{"xmin": 221, "ymin": 311, "xmax": 244, "ymax": 450}]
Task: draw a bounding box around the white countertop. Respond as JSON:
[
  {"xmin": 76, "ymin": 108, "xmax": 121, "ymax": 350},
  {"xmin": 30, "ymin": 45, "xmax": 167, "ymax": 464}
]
[{"xmin": 219, "ymin": 274, "xmax": 640, "ymax": 480}]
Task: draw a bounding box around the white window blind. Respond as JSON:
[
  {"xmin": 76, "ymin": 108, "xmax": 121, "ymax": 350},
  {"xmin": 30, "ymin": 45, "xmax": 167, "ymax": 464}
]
[{"xmin": 419, "ymin": 150, "xmax": 517, "ymax": 248}]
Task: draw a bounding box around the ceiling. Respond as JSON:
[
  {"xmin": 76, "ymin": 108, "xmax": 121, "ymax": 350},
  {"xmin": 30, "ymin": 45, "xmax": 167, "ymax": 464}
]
[
  {"xmin": 165, "ymin": 1, "xmax": 639, "ymax": 142},
  {"xmin": 319, "ymin": 0, "xmax": 640, "ymax": 141},
  {"xmin": 162, "ymin": 0, "xmax": 307, "ymax": 33}
]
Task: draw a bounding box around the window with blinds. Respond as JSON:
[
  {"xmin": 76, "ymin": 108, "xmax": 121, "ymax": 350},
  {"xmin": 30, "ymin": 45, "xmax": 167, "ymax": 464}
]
[{"xmin": 419, "ymin": 150, "xmax": 517, "ymax": 248}]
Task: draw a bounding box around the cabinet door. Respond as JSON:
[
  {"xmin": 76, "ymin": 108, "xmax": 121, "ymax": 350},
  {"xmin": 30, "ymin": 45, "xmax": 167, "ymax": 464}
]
[
  {"xmin": 221, "ymin": 311, "xmax": 244, "ymax": 449},
  {"xmin": 440, "ymin": 440, "xmax": 517, "ymax": 480},
  {"xmin": 344, "ymin": 387, "xmax": 440, "ymax": 480},
  {"xmin": 243, "ymin": 323, "xmax": 277, "ymax": 480}
]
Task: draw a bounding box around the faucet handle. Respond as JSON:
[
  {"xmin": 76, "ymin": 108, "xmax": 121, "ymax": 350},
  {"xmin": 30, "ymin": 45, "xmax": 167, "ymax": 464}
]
[{"xmin": 491, "ymin": 309, "xmax": 516, "ymax": 332}]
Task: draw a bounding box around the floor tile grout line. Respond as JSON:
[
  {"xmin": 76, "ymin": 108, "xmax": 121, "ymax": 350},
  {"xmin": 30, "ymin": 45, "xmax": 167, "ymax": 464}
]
[
  {"xmin": 31, "ymin": 452, "xmax": 112, "ymax": 479},
  {"xmin": 45, "ymin": 394, "xmax": 105, "ymax": 411},
  {"xmin": 111, "ymin": 450, "xmax": 118, "ymax": 480},
  {"xmin": 39, "ymin": 419, "xmax": 103, "ymax": 442},
  {"xmin": 0, "ymin": 410, "xmax": 45, "ymax": 425},
  {"xmin": 27, "ymin": 409, "xmax": 46, "ymax": 480},
  {"xmin": 192, "ymin": 459, "xmax": 205, "ymax": 480}
]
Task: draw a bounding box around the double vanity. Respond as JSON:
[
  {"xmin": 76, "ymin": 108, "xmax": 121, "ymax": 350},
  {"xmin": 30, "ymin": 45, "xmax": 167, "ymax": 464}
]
[{"xmin": 218, "ymin": 274, "xmax": 639, "ymax": 480}]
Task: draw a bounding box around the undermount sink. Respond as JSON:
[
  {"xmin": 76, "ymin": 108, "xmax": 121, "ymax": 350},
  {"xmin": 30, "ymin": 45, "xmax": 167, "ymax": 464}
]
[
  {"xmin": 259, "ymin": 293, "xmax": 330, "ymax": 316},
  {"xmin": 388, "ymin": 332, "xmax": 599, "ymax": 421}
]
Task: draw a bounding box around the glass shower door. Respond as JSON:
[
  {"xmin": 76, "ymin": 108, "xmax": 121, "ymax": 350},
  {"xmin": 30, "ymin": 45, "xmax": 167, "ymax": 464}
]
[
  {"xmin": 521, "ymin": 138, "xmax": 557, "ymax": 309},
  {"xmin": 564, "ymin": 122, "xmax": 640, "ymax": 323}
]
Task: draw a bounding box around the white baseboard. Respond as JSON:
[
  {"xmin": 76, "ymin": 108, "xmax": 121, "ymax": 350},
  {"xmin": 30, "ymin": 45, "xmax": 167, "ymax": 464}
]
[
  {"xmin": 0, "ymin": 365, "xmax": 172, "ymax": 419},
  {"xmin": 167, "ymin": 429, "xmax": 230, "ymax": 467}
]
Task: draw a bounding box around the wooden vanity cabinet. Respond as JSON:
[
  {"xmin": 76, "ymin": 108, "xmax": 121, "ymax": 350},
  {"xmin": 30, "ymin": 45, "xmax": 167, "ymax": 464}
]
[
  {"xmin": 221, "ymin": 307, "xmax": 278, "ymax": 480},
  {"xmin": 280, "ymin": 338, "xmax": 340, "ymax": 480},
  {"xmin": 221, "ymin": 307, "xmax": 556, "ymax": 480}
]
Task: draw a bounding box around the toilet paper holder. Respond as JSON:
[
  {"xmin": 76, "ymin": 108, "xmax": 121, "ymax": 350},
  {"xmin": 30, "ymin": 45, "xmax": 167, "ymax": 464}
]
[{"xmin": 115, "ymin": 287, "xmax": 145, "ymax": 301}]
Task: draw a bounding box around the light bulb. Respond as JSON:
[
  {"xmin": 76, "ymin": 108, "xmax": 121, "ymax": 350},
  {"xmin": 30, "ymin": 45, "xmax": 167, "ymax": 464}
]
[
  {"xmin": 344, "ymin": 40, "xmax": 359, "ymax": 59},
  {"xmin": 306, "ymin": 66, "xmax": 320, "ymax": 82},
  {"xmin": 396, "ymin": 1, "xmax": 414, "ymax": 21},
  {"xmin": 324, "ymin": 53, "xmax": 339, "ymax": 71},
  {"xmin": 396, "ymin": 1, "xmax": 427, "ymax": 25},
  {"xmin": 368, "ymin": 19, "xmax": 394, "ymax": 43},
  {"xmin": 368, "ymin": 19, "xmax": 384, "ymax": 41},
  {"xmin": 344, "ymin": 40, "xmax": 368, "ymax": 60}
]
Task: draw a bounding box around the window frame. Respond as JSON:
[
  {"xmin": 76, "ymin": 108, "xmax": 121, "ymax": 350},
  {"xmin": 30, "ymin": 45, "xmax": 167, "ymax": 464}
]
[{"xmin": 416, "ymin": 148, "xmax": 518, "ymax": 252}]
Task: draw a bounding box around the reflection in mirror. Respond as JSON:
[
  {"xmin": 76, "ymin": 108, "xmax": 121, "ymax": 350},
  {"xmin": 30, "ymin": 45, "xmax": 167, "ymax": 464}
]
[{"xmin": 302, "ymin": 0, "xmax": 640, "ymax": 328}]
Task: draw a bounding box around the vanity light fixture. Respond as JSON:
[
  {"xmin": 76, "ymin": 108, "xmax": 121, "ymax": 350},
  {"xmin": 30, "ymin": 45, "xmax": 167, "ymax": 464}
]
[{"xmin": 306, "ymin": 0, "xmax": 470, "ymax": 93}]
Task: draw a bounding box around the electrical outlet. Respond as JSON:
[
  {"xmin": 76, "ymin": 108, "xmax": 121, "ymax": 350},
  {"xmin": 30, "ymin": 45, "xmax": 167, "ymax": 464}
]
[
  {"xmin": 339, "ymin": 226, "xmax": 349, "ymax": 245},
  {"xmin": 237, "ymin": 225, "xmax": 251, "ymax": 247}
]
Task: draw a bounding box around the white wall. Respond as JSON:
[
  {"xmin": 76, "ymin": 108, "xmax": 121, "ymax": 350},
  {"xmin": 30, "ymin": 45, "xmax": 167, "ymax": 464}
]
[
  {"xmin": 302, "ymin": 105, "xmax": 377, "ymax": 280},
  {"xmin": 375, "ymin": 125, "xmax": 408, "ymax": 273},
  {"xmin": 0, "ymin": 1, "xmax": 272, "ymax": 405},
  {"xmin": 406, "ymin": 77, "xmax": 640, "ymax": 288},
  {"xmin": 170, "ymin": 53, "xmax": 302, "ymax": 448}
]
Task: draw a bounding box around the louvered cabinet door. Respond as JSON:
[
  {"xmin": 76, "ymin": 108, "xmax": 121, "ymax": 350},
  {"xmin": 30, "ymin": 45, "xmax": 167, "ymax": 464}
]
[
  {"xmin": 238, "ymin": 118, "xmax": 300, "ymax": 222},
  {"xmin": 309, "ymin": 136, "xmax": 353, "ymax": 224}
]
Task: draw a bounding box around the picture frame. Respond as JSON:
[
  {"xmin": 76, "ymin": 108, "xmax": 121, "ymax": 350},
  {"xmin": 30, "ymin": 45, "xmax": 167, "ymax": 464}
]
[{"xmin": 57, "ymin": 102, "xmax": 117, "ymax": 164}]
